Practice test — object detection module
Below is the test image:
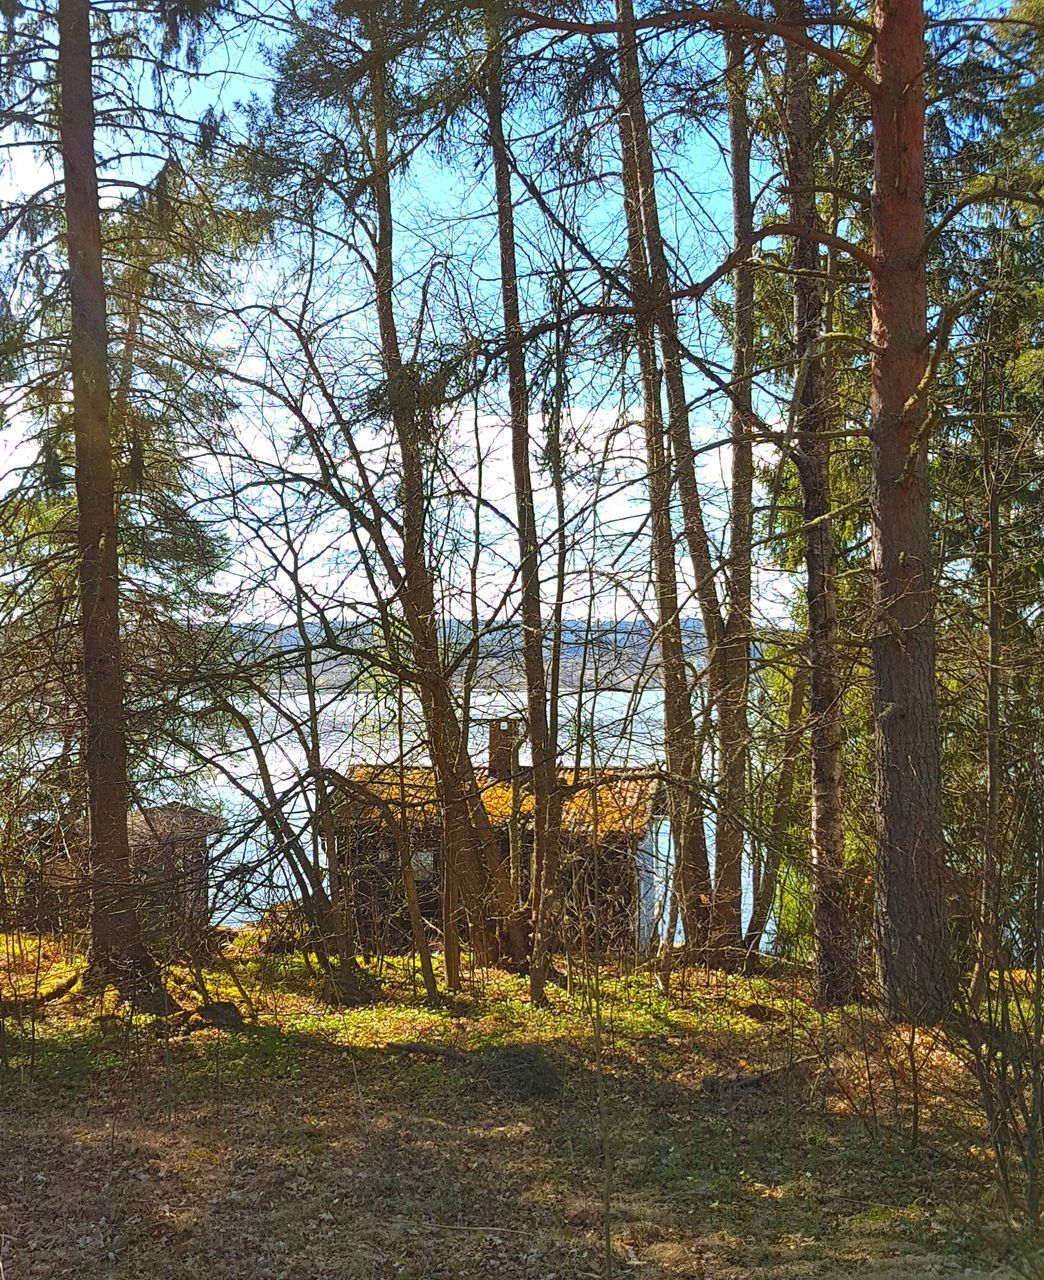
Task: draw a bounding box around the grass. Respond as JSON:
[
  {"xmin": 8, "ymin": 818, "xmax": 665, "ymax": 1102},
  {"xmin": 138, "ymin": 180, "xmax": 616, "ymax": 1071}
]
[{"xmin": 0, "ymin": 934, "xmax": 1026, "ymax": 1278}]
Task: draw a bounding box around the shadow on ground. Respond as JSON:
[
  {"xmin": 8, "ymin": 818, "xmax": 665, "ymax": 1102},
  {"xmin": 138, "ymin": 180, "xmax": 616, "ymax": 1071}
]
[{"xmin": 0, "ymin": 996, "xmax": 1015, "ymax": 1280}]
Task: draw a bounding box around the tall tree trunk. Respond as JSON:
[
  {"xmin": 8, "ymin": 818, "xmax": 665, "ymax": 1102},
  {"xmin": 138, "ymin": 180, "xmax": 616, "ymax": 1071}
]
[
  {"xmin": 711, "ymin": 32, "xmax": 754, "ymax": 963},
  {"xmin": 782, "ymin": 1, "xmax": 858, "ymax": 1006},
  {"xmin": 615, "ymin": 0, "xmax": 710, "ymax": 961},
  {"xmin": 482, "ymin": 21, "xmax": 562, "ymax": 1002},
  {"xmin": 365, "ymin": 30, "xmax": 522, "ymax": 967},
  {"xmin": 869, "ymin": 0, "xmax": 949, "ymax": 1024},
  {"xmin": 58, "ymin": 0, "xmax": 152, "ymax": 982},
  {"xmin": 616, "ymin": 0, "xmax": 719, "ymax": 952}
]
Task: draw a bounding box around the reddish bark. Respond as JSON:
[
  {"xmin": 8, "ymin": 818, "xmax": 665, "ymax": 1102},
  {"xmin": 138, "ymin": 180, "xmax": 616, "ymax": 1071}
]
[{"xmin": 869, "ymin": 0, "xmax": 949, "ymax": 1024}]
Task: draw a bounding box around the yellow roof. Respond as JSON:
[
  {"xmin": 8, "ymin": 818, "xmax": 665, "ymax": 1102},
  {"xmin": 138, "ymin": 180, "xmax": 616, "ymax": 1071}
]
[{"xmin": 334, "ymin": 766, "xmax": 658, "ymax": 840}]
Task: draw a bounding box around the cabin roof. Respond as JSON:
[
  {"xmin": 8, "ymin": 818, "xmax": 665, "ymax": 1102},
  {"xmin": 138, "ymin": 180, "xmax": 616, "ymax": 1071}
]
[
  {"xmin": 126, "ymin": 803, "xmax": 227, "ymax": 847},
  {"xmin": 333, "ymin": 767, "xmax": 660, "ymax": 841}
]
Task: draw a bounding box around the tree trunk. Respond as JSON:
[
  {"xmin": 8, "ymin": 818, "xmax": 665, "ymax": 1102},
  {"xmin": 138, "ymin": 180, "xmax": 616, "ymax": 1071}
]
[
  {"xmin": 58, "ymin": 0, "xmax": 153, "ymax": 983},
  {"xmin": 711, "ymin": 32, "xmax": 754, "ymax": 963},
  {"xmin": 615, "ymin": 0, "xmax": 710, "ymax": 961},
  {"xmin": 365, "ymin": 30, "xmax": 522, "ymax": 967},
  {"xmin": 869, "ymin": 0, "xmax": 949, "ymax": 1024},
  {"xmin": 782, "ymin": 1, "xmax": 858, "ymax": 1006},
  {"xmin": 482, "ymin": 22, "xmax": 562, "ymax": 1003}
]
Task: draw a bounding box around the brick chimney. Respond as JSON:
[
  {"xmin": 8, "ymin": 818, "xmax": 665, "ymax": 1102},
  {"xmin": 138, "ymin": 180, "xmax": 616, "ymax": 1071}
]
[{"xmin": 488, "ymin": 717, "xmax": 519, "ymax": 780}]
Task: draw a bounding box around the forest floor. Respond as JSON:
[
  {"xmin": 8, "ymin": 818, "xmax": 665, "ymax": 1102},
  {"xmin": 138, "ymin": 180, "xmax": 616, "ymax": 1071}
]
[{"xmin": 0, "ymin": 934, "xmax": 1029, "ymax": 1280}]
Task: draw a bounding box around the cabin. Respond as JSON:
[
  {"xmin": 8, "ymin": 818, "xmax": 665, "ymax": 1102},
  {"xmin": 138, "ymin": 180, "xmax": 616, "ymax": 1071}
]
[
  {"xmin": 17, "ymin": 803, "xmax": 226, "ymax": 948},
  {"xmin": 126, "ymin": 804, "xmax": 227, "ymax": 946},
  {"xmin": 331, "ymin": 720, "xmax": 664, "ymax": 956}
]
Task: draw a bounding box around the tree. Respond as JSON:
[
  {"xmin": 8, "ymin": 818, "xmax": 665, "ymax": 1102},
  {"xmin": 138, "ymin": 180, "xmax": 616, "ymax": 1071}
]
[
  {"xmin": 481, "ymin": 11, "xmax": 563, "ymax": 1001},
  {"xmin": 779, "ymin": 0, "xmax": 858, "ymax": 1006},
  {"xmin": 234, "ymin": 0, "xmax": 535, "ymax": 973},
  {"xmin": 613, "ymin": 0, "xmax": 710, "ymax": 970},
  {"xmin": 353, "ymin": 0, "xmax": 526, "ymax": 969},
  {"xmin": 869, "ymin": 0, "xmax": 949, "ymax": 1024},
  {"xmin": 0, "ymin": 0, "xmax": 238, "ymax": 986},
  {"xmin": 58, "ymin": 0, "xmax": 156, "ymax": 984}
]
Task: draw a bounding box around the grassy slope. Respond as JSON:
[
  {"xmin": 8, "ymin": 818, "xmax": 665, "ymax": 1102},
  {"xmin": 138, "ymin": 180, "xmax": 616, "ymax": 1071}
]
[{"xmin": 0, "ymin": 935, "xmax": 1017, "ymax": 1279}]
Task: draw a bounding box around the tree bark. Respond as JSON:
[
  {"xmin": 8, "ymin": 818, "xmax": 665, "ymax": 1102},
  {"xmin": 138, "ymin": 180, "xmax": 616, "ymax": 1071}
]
[
  {"xmin": 58, "ymin": 0, "xmax": 153, "ymax": 981},
  {"xmin": 869, "ymin": 0, "xmax": 949, "ymax": 1024},
  {"xmin": 615, "ymin": 0, "xmax": 711, "ymax": 960},
  {"xmin": 781, "ymin": 0, "xmax": 858, "ymax": 1006},
  {"xmin": 482, "ymin": 21, "xmax": 562, "ymax": 1003},
  {"xmin": 365, "ymin": 28, "xmax": 522, "ymax": 967}
]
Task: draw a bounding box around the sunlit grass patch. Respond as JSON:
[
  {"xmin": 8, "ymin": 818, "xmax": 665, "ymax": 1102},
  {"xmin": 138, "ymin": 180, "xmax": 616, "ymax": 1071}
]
[{"xmin": 0, "ymin": 930, "xmax": 82, "ymax": 1000}]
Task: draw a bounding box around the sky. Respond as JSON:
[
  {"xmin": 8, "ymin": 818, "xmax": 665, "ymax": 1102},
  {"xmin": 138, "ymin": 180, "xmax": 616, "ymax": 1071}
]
[{"xmin": 0, "ymin": 0, "xmax": 800, "ymax": 641}]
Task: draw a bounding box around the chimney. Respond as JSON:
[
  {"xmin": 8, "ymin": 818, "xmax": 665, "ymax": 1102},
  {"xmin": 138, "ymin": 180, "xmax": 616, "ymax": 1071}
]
[{"xmin": 488, "ymin": 717, "xmax": 519, "ymax": 780}]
